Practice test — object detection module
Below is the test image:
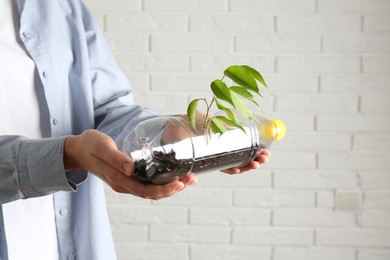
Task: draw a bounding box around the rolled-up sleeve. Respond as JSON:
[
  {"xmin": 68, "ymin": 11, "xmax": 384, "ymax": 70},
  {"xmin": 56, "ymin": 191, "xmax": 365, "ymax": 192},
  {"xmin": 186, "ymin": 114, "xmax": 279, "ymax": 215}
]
[{"xmin": 0, "ymin": 136, "xmax": 87, "ymax": 204}]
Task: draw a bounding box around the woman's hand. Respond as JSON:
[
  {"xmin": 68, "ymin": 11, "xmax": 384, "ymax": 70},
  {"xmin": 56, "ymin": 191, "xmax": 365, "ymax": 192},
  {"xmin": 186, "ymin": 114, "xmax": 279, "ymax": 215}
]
[{"xmin": 64, "ymin": 129, "xmax": 197, "ymax": 200}]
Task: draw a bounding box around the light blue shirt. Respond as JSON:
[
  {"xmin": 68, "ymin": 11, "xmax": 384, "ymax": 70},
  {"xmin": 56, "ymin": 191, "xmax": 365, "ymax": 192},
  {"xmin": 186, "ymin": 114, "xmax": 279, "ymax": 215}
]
[{"xmin": 0, "ymin": 0, "xmax": 156, "ymax": 259}]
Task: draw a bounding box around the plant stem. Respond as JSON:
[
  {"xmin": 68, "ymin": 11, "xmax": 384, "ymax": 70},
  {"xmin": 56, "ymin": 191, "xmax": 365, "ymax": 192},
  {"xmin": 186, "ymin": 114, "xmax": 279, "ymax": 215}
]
[{"xmin": 202, "ymin": 97, "xmax": 215, "ymax": 135}]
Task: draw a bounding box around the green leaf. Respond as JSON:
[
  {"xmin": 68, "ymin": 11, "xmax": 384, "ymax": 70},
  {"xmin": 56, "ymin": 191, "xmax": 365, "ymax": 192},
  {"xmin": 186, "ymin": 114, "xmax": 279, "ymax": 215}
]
[
  {"xmin": 242, "ymin": 65, "xmax": 268, "ymax": 88},
  {"xmin": 215, "ymin": 99, "xmax": 237, "ymax": 121},
  {"xmin": 187, "ymin": 99, "xmax": 199, "ymax": 130},
  {"xmin": 224, "ymin": 65, "xmax": 259, "ymax": 93},
  {"xmin": 210, "ymin": 117, "xmax": 227, "ymax": 135},
  {"xmin": 230, "ymin": 86, "xmax": 260, "ymax": 106},
  {"xmin": 214, "ymin": 116, "xmax": 246, "ymax": 134},
  {"xmin": 231, "ymin": 92, "xmax": 257, "ymax": 121},
  {"xmin": 211, "ymin": 80, "xmax": 234, "ymax": 107}
]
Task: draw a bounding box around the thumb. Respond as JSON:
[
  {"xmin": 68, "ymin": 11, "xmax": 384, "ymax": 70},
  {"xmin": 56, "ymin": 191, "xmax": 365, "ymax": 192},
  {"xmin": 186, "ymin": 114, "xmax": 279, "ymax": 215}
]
[
  {"xmin": 100, "ymin": 147, "xmax": 134, "ymax": 177},
  {"xmin": 88, "ymin": 130, "xmax": 135, "ymax": 176}
]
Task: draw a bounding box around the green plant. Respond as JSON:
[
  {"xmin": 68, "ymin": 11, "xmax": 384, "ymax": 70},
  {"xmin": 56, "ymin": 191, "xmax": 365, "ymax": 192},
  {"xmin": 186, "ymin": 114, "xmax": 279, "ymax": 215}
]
[{"xmin": 187, "ymin": 65, "xmax": 270, "ymax": 136}]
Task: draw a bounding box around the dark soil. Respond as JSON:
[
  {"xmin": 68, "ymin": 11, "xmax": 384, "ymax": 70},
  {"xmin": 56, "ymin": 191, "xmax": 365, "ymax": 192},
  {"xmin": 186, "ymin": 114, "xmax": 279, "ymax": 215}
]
[{"xmin": 133, "ymin": 145, "xmax": 262, "ymax": 184}]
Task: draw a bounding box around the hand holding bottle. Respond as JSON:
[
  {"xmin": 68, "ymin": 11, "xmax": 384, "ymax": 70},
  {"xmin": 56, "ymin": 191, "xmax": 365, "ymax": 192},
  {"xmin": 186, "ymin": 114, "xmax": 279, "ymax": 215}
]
[{"xmin": 64, "ymin": 129, "xmax": 197, "ymax": 200}]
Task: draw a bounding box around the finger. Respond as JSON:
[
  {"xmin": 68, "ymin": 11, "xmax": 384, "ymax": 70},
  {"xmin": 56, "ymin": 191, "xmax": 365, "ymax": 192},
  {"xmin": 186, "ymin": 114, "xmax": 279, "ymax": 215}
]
[
  {"xmin": 221, "ymin": 167, "xmax": 240, "ymax": 175},
  {"xmin": 133, "ymin": 175, "xmax": 198, "ymax": 200},
  {"xmin": 90, "ymin": 152, "xmax": 189, "ymax": 199},
  {"xmin": 121, "ymin": 178, "xmax": 186, "ymax": 200},
  {"xmin": 222, "ymin": 150, "xmax": 271, "ymax": 174},
  {"xmin": 253, "ymin": 150, "xmax": 271, "ymax": 165},
  {"xmin": 180, "ymin": 173, "xmax": 198, "ymax": 186},
  {"xmin": 92, "ymin": 134, "xmax": 134, "ymax": 176},
  {"xmin": 87, "ymin": 155, "xmax": 131, "ymax": 186}
]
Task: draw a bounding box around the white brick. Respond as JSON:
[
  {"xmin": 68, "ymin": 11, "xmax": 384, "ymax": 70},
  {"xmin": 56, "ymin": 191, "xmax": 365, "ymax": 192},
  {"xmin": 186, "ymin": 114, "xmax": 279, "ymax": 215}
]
[
  {"xmin": 233, "ymin": 228, "xmax": 313, "ymax": 245},
  {"xmin": 317, "ymin": 191, "xmax": 335, "ymax": 208},
  {"xmin": 104, "ymin": 188, "xmax": 151, "ymax": 206},
  {"xmin": 110, "ymin": 224, "xmax": 147, "ymax": 242},
  {"xmin": 354, "ymin": 133, "xmax": 390, "ymax": 151},
  {"xmin": 274, "ymin": 209, "xmax": 356, "ymax": 227},
  {"xmin": 277, "ymin": 15, "xmax": 361, "ymax": 33},
  {"xmin": 234, "ymin": 189, "xmax": 315, "ymax": 207},
  {"xmin": 108, "ymin": 206, "xmax": 187, "ymax": 224},
  {"xmin": 150, "ymin": 225, "xmax": 230, "ymax": 243},
  {"xmin": 151, "ymin": 35, "xmax": 232, "ymax": 53},
  {"xmin": 270, "ymin": 113, "xmax": 314, "ymax": 132},
  {"xmin": 263, "ymin": 151, "xmax": 316, "ymax": 170},
  {"xmin": 277, "ymin": 55, "xmax": 360, "ymax": 73},
  {"xmin": 236, "ymin": 35, "xmax": 320, "ymax": 53},
  {"xmin": 190, "ymin": 54, "xmax": 275, "ymax": 73},
  {"xmin": 105, "ymin": 15, "xmax": 186, "ymax": 32},
  {"xmin": 321, "ymin": 74, "xmax": 390, "ymax": 93},
  {"xmin": 144, "ymin": 0, "xmax": 226, "ymax": 12},
  {"xmin": 190, "ymin": 207, "xmax": 271, "ymax": 226},
  {"xmin": 318, "ymin": 152, "xmax": 390, "ymax": 170},
  {"xmin": 317, "ymin": 114, "xmax": 390, "ymax": 132},
  {"xmin": 230, "ymin": 0, "xmax": 274, "ymax": 12},
  {"xmin": 126, "ymin": 73, "xmax": 149, "ymax": 91},
  {"xmin": 317, "ymin": 0, "xmax": 361, "ymax": 13},
  {"xmin": 363, "ymin": 54, "xmax": 390, "ymax": 72},
  {"xmin": 318, "ymin": 0, "xmax": 390, "ymax": 12},
  {"xmin": 316, "ymin": 228, "xmax": 390, "ymax": 246},
  {"xmin": 364, "ymin": 191, "xmax": 390, "ymax": 208},
  {"xmin": 323, "ymin": 35, "xmax": 390, "ymax": 53},
  {"xmin": 190, "ymin": 15, "xmax": 274, "ymax": 33},
  {"xmin": 153, "ymin": 188, "xmax": 232, "ymax": 206},
  {"xmin": 105, "ymin": 33, "xmax": 148, "ymax": 52},
  {"xmin": 79, "ymin": 4, "xmax": 104, "ymax": 27},
  {"xmin": 115, "ymin": 243, "xmax": 188, "ymax": 260},
  {"xmin": 191, "ymin": 245, "xmax": 271, "ymax": 260},
  {"xmin": 358, "ymin": 209, "xmax": 390, "ymax": 228},
  {"xmin": 362, "ymin": 0, "xmax": 390, "ymax": 11},
  {"xmin": 266, "ymin": 74, "xmax": 319, "ymax": 93},
  {"xmin": 231, "ymin": 0, "xmax": 316, "ymax": 13},
  {"xmin": 115, "ymin": 54, "xmax": 188, "ymax": 72},
  {"xmin": 275, "ymin": 94, "xmax": 358, "ymax": 112},
  {"xmin": 361, "ymin": 95, "xmax": 390, "ymax": 112},
  {"xmin": 335, "ymin": 191, "xmax": 362, "ymax": 211},
  {"xmin": 280, "ymin": 133, "xmax": 352, "ymax": 151},
  {"xmin": 364, "ymin": 15, "xmax": 390, "ymax": 32},
  {"xmin": 133, "ymin": 91, "xmax": 189, "ymax": 113},
  {"xmin": 84, "ymin": 0, "xmax": 140, "ymax": 12},
  {"xmin": 151, "ymin": 73, "xmax": 214, "ymax": 93},
  {"xmin": 274, "ymin": 170, "xmax": 359, "ymax": 189},
  {"xmin": 196, "ymin": 169, "xmax": 272, "ymax": 188},
  {"xmin": 274, "ymin": 247, "xmax": 355, "ymax": 260},
  {"xmin": 358, "ymin": 171, "xmax": 390, "ymax": 189},
  {"xmin": 358, "ymin": 249, "xmax": 390, "ymax": 260}
]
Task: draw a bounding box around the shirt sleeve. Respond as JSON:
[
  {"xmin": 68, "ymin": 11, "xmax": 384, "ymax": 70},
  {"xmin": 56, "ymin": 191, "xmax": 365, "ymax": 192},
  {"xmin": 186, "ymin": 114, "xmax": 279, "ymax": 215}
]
[
  {"xmin": 0, "ymin": 135, "xmax": 87, "ymax": 204},
  {"xmin": 75, "ymin": 2, "xmax": 159, "ymax": 146}
]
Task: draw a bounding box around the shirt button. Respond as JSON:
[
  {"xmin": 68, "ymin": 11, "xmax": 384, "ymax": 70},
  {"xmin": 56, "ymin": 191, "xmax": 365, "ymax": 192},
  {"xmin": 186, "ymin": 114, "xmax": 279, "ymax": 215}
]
[
  {"xmin": 67, "ymin": 254, "xmax": 76, "ymax": 260},
  {"xmin": 22, "ymin": 31, "xmax": 32, "ymax": 39},
  {"xmin": 52, "ymin": 119, "xmax": 58, "ymax": 126},
  {"xmin": 42, "ymin": 71, "xmax": 49, "ymax": 78},
  {"xmin": 59, "ymin": 209, "xmax": 68, "ymax": 216}
]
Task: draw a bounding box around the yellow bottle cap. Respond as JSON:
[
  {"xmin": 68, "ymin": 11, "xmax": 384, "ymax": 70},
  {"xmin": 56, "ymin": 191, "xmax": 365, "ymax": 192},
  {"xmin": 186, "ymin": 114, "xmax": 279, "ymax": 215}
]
[{"xmin": 262, "ymin": 119, "xmax": 286, "ymax": 141}]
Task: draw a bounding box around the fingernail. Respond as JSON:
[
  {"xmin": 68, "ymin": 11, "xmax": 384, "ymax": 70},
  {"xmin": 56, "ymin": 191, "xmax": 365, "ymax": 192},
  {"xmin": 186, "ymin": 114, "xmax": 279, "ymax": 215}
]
[{"xmin": 123, "ymin": 162, "xmax": 132, "ymax": 176}]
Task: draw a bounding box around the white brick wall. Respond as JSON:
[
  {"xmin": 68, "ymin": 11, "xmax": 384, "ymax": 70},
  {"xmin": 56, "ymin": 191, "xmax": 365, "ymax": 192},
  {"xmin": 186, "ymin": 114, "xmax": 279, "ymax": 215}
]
[{"xmin": 84, "ymin": 0, "xmax": 390, "ymax": 259}]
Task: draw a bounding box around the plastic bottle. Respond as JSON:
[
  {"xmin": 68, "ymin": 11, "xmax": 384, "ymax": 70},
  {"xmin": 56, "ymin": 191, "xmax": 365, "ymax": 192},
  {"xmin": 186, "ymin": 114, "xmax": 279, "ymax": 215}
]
[{"xmin": 123, "ymin": 115, "xmax": 286, "ymax": 185}]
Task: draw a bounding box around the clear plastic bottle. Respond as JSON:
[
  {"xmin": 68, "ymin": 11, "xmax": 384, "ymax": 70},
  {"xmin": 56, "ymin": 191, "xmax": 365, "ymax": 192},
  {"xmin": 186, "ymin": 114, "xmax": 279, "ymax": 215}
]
[{"xmin": 123, "ymin": 115, "xmax": 286, "ymax": 185}]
